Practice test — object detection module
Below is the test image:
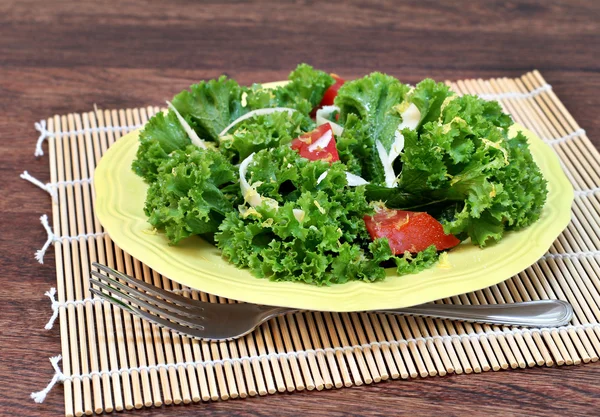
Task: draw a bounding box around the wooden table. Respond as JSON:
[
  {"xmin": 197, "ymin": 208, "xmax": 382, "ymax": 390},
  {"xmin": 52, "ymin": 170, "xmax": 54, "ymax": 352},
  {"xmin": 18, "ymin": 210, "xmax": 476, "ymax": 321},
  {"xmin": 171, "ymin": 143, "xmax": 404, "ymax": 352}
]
[{"xmin": 1, "ymin": 1, "xmax": 599, "ymax": 415}]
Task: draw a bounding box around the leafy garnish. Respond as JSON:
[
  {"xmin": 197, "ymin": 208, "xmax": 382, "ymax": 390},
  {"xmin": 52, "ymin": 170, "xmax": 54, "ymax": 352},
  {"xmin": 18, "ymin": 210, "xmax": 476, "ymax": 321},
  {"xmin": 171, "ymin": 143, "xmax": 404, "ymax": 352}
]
[
  {"xmin": 220, "ymin": 111, "xmax": 313, "ymax": 162},
  {"xmin": 336, "ymin": 72, "xmax": 411, "ymax": 155},
  {"xmin": 144, "ymin": 146, "xmax": 238, "ymax": 244},
  {"xmin": 132, "ymin": 110, "xmax": 192, "ymax": 183},
  {"xmin": 245, "ymin": 63, "xmax": 334, "ymax": 115},
  {"xmin": 171, "ymin": 76, "xmax": 248, "ymax": 141},
  {"xmin": 395, "ymin": 94, "xmax": 546, "ymax": 245},
  {"xmin": 395, "ymin": 245, "xmax": 439, "ymax": 275}
]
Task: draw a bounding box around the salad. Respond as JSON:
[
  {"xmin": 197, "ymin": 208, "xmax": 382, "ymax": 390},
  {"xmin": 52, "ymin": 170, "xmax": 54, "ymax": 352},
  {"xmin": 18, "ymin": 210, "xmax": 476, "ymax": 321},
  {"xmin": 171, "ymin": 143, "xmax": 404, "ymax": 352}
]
[{"xmin": 132, "ymin": 64, "xmax": 548, "ymax": 285}]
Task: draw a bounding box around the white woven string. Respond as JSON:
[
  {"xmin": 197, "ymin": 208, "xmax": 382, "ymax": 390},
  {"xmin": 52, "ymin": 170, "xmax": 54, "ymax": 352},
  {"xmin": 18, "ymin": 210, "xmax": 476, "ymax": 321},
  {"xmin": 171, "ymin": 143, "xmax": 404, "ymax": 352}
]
[
  {"xmin": 43, "ymin": 288, "xmax": 104, "ymax": 330},
  {"xmin": 34, "ymin": 119, "xmax": 143, "ymax": 157},
  {"xmin": 544, "ymin": 128, "xmax": 586, "ymax": 145},
  {"xmin": 31, "ymin": 355, "xmax": 66, "ymax": 403},
  {"xmin": 35, "ymin": 215, "xmax": 107, "ymax": 264},
  {"xmin": 477, "ymin": 84, "xmax": 552, "ymax": 101},
  {"xmin": 36, "ymin": 215, "xmax": 56, "ymax": 264},
  {"xmin": 20, "ymin": 171, "xmax": 58, "ymax": 199},
  {"xmin": 32, "ymin": 320, "xmax": 600, "ymax": 403},
  {"xmin": 542, "ymin": 250, "xmax": 600, "ymax": 260},
  {"xmin": 34, "ymin": 120, "xmax": 50, "ymax": 157},
  {"xmin": 21, "ymin": 171, "xmax": 93, "ymax": 201},
  {"xmin": 575, "ymin": 186, "xmax": 600, "ymax": 197},
  {"xmin": 42, "ymin": 288, "xmax": 196, "ymax": 330},
  {"xmin": 44, "ymin": 288, "xmax": 60, "ymax": 330}
]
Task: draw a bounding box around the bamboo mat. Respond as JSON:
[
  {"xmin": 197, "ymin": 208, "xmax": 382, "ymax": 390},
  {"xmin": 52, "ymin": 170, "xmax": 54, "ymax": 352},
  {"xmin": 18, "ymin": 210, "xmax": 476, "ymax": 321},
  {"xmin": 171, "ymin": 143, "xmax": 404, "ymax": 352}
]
[{"xmin": 29, "ymin": 70, "xmax": 600, "ymax": 417}]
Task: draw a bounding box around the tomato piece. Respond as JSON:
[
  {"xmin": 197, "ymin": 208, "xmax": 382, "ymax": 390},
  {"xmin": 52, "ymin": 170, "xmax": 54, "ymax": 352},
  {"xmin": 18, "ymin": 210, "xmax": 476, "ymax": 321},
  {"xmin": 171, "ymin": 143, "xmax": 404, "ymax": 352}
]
[
  {"xmin": 320, "ymin": 74, "xmax": 345, "ymax": 107},
  {"xmin": 364, "ymin": 208, "xmax": 460, "ymax": 254},
  {"xmin": 291, "ymin": 123, "xmax": 340, "ymax": 163}
]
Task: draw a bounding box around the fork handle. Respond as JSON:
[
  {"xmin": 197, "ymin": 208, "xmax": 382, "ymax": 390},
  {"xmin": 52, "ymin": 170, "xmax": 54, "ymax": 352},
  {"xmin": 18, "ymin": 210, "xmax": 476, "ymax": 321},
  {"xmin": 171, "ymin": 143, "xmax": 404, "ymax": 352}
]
[{"xmin": 378, "ymin": 300, "xmax": 573, "ymax": 327}]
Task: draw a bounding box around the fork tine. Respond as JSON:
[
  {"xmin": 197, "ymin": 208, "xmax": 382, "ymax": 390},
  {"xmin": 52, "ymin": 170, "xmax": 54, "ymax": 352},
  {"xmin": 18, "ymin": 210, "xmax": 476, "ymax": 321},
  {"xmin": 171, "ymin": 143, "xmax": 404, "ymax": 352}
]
[
  {"xmin": 91, "ymin": 271, "xmax": 203, "ymax": 318},
  {"xmin": 90, "ymin": 287, "xmax": 135, "ymax": 312},
  {"xmin": 89, "ymin": 277, "xmax": 206, "ymax": 330},
  {"xmin": 91, "ymin": 288, "xmax": 209, "ymax": 340},
  {"xmin": 92, "ymin": 262, "xmax": 203, "ymax": 308}
]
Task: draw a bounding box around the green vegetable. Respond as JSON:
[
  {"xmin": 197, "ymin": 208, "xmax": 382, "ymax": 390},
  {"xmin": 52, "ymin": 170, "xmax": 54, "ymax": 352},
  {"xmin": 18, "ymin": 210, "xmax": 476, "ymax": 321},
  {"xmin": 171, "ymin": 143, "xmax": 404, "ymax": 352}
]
[
  {"xmin": 440, "ymin": 131, "xmax": 548, "ymax": 244},
  {"xmin": 407, "ymin": 78, "xmax": 454, "ymax": 130},
  {"xmin": 245, "ymin": 63, "xmax": 334, "ymax": 115},
  {"xmin": 214, "ymin": 145, "xmax": 394, "ymax": 285},
  {"xmin": 336, "ymin": 114, "xmax": 382, "ymax": 181},
  {"xmin": 132, "ymin": 110, "xmax": 192, "ymax": 183},
  {"xmin": 334, "ymin": 72, "xmax": 411, "ymax": 183},
  {"xmin": 336, "ymin": 72, "xmax": 410, "ymax": 151},
  {"xmin": 387, "ymin": 91, "xmax": 547, "ymax": 245},
  {"xmin": 132, "ymin": 64, "xmax": 548, "ymax": 285},
  {"xmin": 219, "ymin": 111, "xmax": 313, "ymax": 163},
  {"xmin": 171, "ymin": 76, "xmax": 248, "ymax": 141},
  {"xmin": 395, "ymin": 245, "xmax": 439, "ymax": 275},
  {"xmin": 286, "ymin": 63, "xmax": 335, "ymax": 109},
  {"xmin": 144, "ymin": 146, "xmax": 238, "ymax": 244},
  {"xmin": 215, "ymin": 185, "xmax": 383, "ymax": 285}
]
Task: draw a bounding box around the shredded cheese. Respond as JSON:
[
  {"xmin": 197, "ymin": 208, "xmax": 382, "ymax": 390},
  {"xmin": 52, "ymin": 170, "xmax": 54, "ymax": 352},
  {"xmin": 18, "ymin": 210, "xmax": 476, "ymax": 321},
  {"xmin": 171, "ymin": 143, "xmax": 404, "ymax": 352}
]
[
  {"xmin": 345, "ymin": 172, "xmax": 369, "ymax": 186},
  {"xmin": 219, "ymin": 107, "xmax": 297, "ymax": 137},
  {"xmin": 437, "ymin": 252, "xmax": 452, "ymax": 269},
  {"xmin": 316, "ymin": 170, "xmax": 369, "ymax": 186},
  {"xmin": 293, "ymin": 209, "xmax": 305, "ymax": 222},
  {"xmin": 239, "ymin": 153, "xmax": 263, "ymax": 207},
  {"xmin": 377, "ymin": 102, "xmax": 422, "ymax": 188},
  {"xmin": 314, "ymin": 200, "xmax": 326, "ymax": 214},
  {"xmin": 315, "ymin": 105, "xmax": 344, "ymax": 136},
  {"xmin": 376, "ymin": 140, "xmax": 397, "ymax": 188},
  {"xmin": 307, "ymin": 129, "xmax": 333, "ymax": 152},
  {"xmin": 166, "ymin": 101, "xmax": 207, "ymax": 149}
]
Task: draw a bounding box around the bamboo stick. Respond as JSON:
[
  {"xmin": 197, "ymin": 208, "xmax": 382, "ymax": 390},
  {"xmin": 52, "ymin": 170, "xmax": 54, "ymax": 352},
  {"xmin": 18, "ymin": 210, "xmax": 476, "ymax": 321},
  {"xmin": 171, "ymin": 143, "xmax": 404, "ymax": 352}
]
[
  {"xmin": 287, "ymin": 314, "xmax": 321, "ymax": 389},
  {"xmin": 74, "ymin": 113, "xmax": 108, "ymax": 413},
  {"xmin": 252, "ymin": 323, "xmax": 275, "ymax": 395},
  {"xmin": 303, "ymin": 313, "xmax": 338, "ymax": 388},
  {"xmin": 295, "ymin": 313, "xmax": 328, "ymax": 389},
  {"xmin": 48, "ymin": 115, "xmax": 75, "ymax": 417},
  {"xmin": 346, "ymin": 313, "xmax": 383, "ymax": 382},
  {"xmin": 268, "ymin": 318, "xmax": 297, "ymax": 391},
  {"xmin": 339, "ymin": 313, "xmax": 375, "ymax": 383},
  {"xmin": 260, "ymin": 320, "xmax": 286, "ymax": 392},
  {"xmin": 363, "ymin": 313, "xmax": 399, "ymax": 379},
  {"xmin": 277, "ymin": 315, "xmax": 312, "ymax": 389},
  {"xmin": 151, "ymin": 271, "xmax": 184, "ymax": 404},
  {"xmin": 86, "ymin": 110, "xmax": 116, "ymax": 410},
  {"xmin": 159, "ymin": 279, "xmax": 194, "ymax": 404},
  {"xmin": 375, "ymin": 314, "xmax": 411, "ymax": 378},
  {"xmin": 56, "ymin": 114, "xmax": 86, "ymax": 416},
  {"xmin": 325, "ymin": 313, "xmax": 363, "ymax": 385},
  {"xmin": 95, "ymin": 110, "xmax": 126, "ymax": 411},
  {"xmin": 314, "ymin": 312, "xmax": 353, "ymax": 386}
]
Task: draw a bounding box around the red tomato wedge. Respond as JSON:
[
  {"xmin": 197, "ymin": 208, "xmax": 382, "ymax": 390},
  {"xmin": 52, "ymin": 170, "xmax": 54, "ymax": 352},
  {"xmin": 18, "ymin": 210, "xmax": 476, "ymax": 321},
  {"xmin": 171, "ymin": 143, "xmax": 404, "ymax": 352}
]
[
  {"xmin": 320, "ymin": 74, "xmax": 345, "ymax": 107},
  {"xmin": 364, "ymin": 208, "xmax": 461, "ymax": 254},
  {"xmin": 291, "ymin": 123, "xmax": 340, "ymax": 163}
]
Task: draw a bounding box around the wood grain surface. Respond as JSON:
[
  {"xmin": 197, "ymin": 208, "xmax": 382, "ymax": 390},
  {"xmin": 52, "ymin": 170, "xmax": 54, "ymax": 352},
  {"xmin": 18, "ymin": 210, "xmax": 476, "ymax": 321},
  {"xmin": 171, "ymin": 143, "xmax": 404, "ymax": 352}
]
[{"xmin": 1, "ymin": 1, "xmax": 599, "ymax": 416}]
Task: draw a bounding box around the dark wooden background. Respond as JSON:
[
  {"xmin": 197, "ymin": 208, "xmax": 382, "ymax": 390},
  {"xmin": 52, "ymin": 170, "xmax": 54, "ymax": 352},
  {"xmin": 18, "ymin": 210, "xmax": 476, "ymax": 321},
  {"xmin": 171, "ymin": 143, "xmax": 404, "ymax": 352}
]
[{"xmin": 1, "ymin": 0, "xmax": 599, "ymax": 416}]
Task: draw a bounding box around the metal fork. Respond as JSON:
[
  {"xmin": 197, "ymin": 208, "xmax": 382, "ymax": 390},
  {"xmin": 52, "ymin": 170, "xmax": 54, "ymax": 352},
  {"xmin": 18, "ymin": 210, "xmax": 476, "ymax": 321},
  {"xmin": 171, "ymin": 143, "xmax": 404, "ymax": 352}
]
[{"xmin": 89, "ymin": 262, "xmax": 573, "ymax": 341}]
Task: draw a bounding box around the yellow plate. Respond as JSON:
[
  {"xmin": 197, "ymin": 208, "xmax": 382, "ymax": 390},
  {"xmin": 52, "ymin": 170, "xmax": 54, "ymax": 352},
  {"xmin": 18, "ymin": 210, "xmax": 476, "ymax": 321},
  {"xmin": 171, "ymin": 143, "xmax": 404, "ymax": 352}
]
[{"xmin": 95, "ymin": 100, "xmax": 573, "ymax": 312}]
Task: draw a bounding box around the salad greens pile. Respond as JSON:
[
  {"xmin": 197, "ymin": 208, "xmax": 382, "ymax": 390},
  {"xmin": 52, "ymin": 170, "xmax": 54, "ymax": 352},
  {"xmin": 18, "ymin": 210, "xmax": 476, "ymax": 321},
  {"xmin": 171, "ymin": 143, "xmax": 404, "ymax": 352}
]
[{"xmin": 132, "ymin": 64, "xmax": 548, "ymax": 286}]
